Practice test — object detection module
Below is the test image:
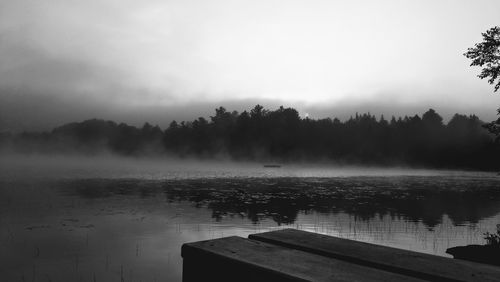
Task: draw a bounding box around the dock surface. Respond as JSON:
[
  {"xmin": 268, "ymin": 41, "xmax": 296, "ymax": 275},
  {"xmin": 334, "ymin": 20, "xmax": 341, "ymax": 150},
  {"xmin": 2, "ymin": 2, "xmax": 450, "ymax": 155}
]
[{"xmin": 181, "ymin": 229, "xmax": 500, "ymax": 282}]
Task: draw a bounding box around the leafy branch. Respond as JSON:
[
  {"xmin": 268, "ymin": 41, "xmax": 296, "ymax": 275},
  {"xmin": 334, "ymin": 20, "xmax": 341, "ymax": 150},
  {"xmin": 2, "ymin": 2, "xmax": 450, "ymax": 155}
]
[{"xmin": 464, "ymin": 26, "xmax": 500, "ymax": 92}]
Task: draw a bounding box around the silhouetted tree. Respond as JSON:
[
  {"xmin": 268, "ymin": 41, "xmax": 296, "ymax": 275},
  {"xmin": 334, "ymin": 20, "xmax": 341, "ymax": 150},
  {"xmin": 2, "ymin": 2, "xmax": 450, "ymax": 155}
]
[
  {"xmin": 6, "ymin": 105, "xmax": 500, "ymax": 170},
  {"xmin": 465, "ymin": 26, "xmax": 500, "ymax": 138},
  {"xmin": 465, "ymin": 26, "xmax": 500, "ymax": 92}
]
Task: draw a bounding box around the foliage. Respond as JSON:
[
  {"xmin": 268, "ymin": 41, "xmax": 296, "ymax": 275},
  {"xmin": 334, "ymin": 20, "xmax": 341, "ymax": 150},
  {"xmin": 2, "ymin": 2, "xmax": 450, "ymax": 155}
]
[
  {"xmin": 3, "ymin": 105, "xmax": 498, "ymax": 170},
  {"xmin": 484, "ymin": 224, "xmax": 500, "ymax": 247},
  {"xmin": 161, "ymin": 106, "xmax": 498, "ymax": 169},
  {"xmin": 464, "ymin": 26, "xmax": 500, "ymax": 92},
  {"xmin": 465, "ymin": 26, "xmax": 500, "ymax": 139}
]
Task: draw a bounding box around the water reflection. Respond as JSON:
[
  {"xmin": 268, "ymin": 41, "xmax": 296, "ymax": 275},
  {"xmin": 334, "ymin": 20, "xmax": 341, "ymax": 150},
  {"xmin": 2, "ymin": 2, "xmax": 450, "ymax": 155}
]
[
  {"xmin": 2, "ymin": 174, "xmax": 500, "ymax": 282},
  {"xmin": 70, "ymin": 176, "xmax": 500, "ymax": 228}
]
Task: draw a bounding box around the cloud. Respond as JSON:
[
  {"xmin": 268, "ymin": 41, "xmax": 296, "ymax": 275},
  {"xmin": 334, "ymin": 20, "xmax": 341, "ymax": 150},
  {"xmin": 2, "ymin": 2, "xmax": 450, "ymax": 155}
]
[{"xmin": 1, "ymin": 0, "xmax": 500, "ymax": 131}]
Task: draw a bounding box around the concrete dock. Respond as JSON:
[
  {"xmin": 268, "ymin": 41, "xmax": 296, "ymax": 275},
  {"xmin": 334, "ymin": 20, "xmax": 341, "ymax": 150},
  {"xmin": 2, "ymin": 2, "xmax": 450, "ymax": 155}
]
[{"xmin": 181, "ymin": 229, "xmax": 500, "ymax": 281}]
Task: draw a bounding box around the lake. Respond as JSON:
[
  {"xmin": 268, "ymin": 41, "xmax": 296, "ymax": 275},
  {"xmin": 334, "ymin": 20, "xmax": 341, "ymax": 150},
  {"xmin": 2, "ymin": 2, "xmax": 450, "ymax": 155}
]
[{"xmin": 1, "ymin": 155, "xmax": 500, "ymax": 282}]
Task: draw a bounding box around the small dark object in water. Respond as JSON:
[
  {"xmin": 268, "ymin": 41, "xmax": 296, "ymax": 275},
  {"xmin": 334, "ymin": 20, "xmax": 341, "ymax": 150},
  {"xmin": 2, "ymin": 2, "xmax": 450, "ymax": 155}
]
[
  {"xmin": 263, "ymin": 164, "xmax": 281, "ymax": 168},
  {"xmin": 446, "ymin": 245, "xmax": 500, "ymax": 266}
]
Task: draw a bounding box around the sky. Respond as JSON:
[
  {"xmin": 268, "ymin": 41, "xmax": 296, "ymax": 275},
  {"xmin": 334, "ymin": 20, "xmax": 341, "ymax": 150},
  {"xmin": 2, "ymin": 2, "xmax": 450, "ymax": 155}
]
[{"xmin": 1, "ymin": 0, "xmax": 499, "ymax": 131}]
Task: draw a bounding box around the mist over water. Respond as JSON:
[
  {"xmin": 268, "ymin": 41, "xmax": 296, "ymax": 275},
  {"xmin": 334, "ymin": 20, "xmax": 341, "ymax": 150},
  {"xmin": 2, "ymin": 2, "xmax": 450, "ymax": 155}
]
[
  {"xmin": 1, "ymin": 155, "xmax": 500, "ymax": 281},
  {"xmin": 1, "ymin": 1, "xmax": 500, "ymax": 280},
  {"xmin": 3, "ymin": 105, "xmax": 498, "ymax": 171},
  {"xmin": 1, "ymin": 154, "xmax": 484, "ymax": 179}
]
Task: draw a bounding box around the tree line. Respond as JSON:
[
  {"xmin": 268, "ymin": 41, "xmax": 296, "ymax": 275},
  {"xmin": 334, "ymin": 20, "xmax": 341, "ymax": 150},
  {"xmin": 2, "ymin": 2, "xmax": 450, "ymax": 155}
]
[{"xmin": 1, "ymin": 105, "xmax": 498, "ymax": 170}]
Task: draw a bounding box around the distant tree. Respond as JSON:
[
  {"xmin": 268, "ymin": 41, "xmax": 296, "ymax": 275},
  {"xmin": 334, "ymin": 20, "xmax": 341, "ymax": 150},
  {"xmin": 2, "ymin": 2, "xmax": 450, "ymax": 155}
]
[
  {"xmin": 8, "ymin": 105, "xmax": 500, "ymax": 170},
  {"xmin": 379, "ymin": 115, "xmax": 388, "ymax": 127},
  {"xmin": 250, "ymin": 104, "xmax": 268, "ymax": 119},
  {"xmin": 422, "ymin": 109, "xmax": 443, "ymax": 127}
]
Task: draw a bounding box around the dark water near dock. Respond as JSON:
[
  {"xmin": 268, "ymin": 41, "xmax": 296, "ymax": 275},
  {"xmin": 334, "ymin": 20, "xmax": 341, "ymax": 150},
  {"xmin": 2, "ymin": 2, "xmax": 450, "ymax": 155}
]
[{"xmin": 1, "ymin": 156, "xmax": 500, "ymax": 282}]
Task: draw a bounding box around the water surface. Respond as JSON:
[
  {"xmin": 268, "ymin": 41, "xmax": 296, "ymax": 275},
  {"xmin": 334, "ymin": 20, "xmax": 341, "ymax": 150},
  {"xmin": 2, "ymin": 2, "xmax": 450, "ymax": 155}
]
[{"xmin": 1, "ymin": 156, "xmax": 500, "ymax": 282}]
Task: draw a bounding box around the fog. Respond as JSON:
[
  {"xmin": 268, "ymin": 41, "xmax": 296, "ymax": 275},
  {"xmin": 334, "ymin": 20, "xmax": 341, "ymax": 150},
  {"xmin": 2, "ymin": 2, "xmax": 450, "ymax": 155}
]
[
  {"xmin": 1, "ymin": 0, "xmax": 500, "ymax": 132},
  {"xmin": 2, "ymin": 154, "xmax": 499, "ymax": 282},
  {"xmin": 1, "ymin": 153, "xmax": 493, "ymax": 182},
  {"xmin": 2, "ymin": 1, "xmax": 500, "ymax": 281},
  {"xmin": 1, "ymin": 91, "xmax": 498, "ymax": 132}
]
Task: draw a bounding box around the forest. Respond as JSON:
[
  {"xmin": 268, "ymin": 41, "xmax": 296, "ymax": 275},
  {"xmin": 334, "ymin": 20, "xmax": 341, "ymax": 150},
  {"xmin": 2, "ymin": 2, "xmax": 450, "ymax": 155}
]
[{"xmin": 1, "ymin": 105, "xmax": 499, "ymax": 170}]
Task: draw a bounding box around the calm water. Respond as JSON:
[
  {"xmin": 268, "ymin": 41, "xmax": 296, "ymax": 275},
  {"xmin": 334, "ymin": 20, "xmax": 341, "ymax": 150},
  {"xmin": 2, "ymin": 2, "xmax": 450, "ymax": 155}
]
[{"xmin": 1, "ymin": 155, "xmax": 500, "ymax": 282}]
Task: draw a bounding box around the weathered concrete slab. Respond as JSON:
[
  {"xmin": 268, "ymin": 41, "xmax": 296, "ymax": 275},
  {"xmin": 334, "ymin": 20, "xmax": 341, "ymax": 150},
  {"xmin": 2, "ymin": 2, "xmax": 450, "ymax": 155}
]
[
  {"xmin": 249, "ymin": 229, "xmax": 500, "ymax": 282},
  {"xmin": 182, "ymin": 236, "xmax": 424, "ymax": 282}
]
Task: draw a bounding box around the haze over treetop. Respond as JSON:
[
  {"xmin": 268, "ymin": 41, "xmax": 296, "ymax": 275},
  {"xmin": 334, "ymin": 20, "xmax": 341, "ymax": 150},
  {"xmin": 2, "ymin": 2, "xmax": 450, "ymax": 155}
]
[
  {"xmin": 1, "ymin": 0, "xmax": 500, "ymax": 130},
  {"xmin": 2, "ymin": 105, "xmax": 497, "ymax": 170}
]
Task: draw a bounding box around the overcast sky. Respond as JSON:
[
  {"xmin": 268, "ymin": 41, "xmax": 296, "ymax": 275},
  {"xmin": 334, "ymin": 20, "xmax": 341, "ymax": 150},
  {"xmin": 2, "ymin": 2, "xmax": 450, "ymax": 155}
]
[{"xmin": 1, "ymin": 0, "xmax": 499, "ymax": 131}]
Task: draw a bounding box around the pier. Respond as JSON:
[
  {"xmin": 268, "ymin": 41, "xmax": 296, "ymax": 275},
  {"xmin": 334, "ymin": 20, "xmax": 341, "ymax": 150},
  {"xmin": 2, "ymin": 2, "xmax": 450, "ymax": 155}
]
[{"xmin": 181, "ymin": 229, "xmax": 500, "ymax": 281}]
